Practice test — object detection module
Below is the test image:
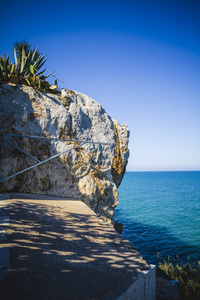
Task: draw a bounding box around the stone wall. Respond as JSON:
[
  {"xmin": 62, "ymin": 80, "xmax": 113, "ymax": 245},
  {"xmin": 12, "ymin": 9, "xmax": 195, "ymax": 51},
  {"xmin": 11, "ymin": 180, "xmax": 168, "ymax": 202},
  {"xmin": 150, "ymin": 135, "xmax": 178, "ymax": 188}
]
[{"xmin": 116, "ymin": 265, "xmax": 156, "ymax": 300}]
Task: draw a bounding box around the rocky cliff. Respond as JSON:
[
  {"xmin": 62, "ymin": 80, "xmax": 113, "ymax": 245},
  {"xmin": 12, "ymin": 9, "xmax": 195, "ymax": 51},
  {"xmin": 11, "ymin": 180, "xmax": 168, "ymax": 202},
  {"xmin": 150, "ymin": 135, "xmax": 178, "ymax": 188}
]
[{"xmin": 0, "ymin": 83, "xmax": 129, "ymax": 223}]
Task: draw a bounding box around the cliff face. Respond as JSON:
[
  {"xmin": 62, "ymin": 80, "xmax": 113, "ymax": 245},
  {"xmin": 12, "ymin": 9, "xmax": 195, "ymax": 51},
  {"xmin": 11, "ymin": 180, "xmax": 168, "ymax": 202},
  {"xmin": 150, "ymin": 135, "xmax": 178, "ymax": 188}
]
[{"xmin": 0, "ymin": 83, "xmax": 129, "ymax": 223}]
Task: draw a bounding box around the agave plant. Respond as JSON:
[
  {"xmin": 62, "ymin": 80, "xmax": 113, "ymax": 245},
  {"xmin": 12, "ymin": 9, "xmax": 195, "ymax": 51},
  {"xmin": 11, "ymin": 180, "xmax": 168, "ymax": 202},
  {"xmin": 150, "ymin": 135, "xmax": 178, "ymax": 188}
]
[
  {"xmin": 14, "ymin": 41, "xmax": 45, "ymax": 76},
  {"xmin": 0, "ymin": 55, "xmax": 17, "ymax": 83},
  {"xmin": 0, "ymin": 55, "xmax": 10, "ymax": 80},
  {"xmin": 0, "ymin": 40, "xmax": 58, "ymax": 92},
  {"xmin": 14, "ymin": 40, "xmax": 31, "ymax": 58}
]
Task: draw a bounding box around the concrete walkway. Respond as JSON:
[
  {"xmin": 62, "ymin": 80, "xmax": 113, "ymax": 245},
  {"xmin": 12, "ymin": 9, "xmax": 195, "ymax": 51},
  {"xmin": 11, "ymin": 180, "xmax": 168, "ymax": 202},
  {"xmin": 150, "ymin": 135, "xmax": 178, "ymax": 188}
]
[{"xmin": 0, "ymin": 193, "xmax": 155, "ymax": 300}]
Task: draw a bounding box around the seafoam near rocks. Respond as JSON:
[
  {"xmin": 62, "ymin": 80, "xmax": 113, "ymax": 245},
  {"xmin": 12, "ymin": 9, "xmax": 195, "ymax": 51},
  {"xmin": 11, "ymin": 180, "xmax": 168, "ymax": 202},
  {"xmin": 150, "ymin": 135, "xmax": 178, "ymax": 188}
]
[{"xmin": 0, "ymin": 83, "xmax": 129, "ymax": 223}]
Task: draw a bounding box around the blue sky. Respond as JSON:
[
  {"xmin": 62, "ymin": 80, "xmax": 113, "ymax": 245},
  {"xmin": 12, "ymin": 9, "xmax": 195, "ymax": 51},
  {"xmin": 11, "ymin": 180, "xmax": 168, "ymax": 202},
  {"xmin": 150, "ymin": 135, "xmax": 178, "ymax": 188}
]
[{"xmin": 1, "ymin": 0, "xmax": 200, "ymax": 171}]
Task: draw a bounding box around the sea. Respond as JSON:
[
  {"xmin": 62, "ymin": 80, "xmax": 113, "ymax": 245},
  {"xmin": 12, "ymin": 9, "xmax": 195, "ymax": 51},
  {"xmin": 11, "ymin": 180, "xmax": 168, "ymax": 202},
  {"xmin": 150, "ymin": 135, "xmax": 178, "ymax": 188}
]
[{"xmin": 115, "ymin": 171, "xmax": 200, "ymax": 265}]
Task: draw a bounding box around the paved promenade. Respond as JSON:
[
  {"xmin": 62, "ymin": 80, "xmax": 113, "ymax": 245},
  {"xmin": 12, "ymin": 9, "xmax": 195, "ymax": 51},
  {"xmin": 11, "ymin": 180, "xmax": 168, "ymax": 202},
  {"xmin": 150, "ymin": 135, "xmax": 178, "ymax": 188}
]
[{"xmin": 0, "ymin": 193, "xmax": 153, "ymax": 300}]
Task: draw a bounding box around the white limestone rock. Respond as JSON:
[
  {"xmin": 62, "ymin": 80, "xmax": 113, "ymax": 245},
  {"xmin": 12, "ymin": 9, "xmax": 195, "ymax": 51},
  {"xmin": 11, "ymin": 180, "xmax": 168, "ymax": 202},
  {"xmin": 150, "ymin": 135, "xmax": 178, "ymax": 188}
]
[{"xmin": 0, "ymin": 83, "xmax": 129, "ymax": 223}]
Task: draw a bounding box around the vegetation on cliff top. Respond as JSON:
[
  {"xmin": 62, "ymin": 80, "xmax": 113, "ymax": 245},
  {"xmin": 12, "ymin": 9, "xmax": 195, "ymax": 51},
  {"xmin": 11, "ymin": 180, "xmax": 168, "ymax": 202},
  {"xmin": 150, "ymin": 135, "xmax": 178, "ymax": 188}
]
[{"xmin": 0, "ymin": 41, "xmax": 57, "ymax": 93}]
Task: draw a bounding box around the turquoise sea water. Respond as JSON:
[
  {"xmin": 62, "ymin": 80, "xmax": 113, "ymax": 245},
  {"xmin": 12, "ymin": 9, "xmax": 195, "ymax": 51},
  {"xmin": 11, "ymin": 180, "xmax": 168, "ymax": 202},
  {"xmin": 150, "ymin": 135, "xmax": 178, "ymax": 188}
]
[{"xmin": 115, "ymin": 171, "xmax": 200, "ymax": 265}]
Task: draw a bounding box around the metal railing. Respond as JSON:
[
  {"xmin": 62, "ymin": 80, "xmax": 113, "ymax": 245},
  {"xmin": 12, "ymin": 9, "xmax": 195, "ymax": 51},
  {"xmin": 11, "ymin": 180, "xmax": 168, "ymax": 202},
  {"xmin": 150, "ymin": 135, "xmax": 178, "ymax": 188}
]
[{"xmin": 0, "ymin": 134, "xmax": 106, "ymax": 183}]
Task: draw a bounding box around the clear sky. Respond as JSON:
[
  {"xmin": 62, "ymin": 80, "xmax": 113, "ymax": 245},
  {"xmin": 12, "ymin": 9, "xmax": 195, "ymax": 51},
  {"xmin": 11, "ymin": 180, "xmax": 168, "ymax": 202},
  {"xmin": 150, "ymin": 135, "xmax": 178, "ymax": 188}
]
[{"xmin": 1, "ymin": 0, "xmax": 200, "ymax": 171}]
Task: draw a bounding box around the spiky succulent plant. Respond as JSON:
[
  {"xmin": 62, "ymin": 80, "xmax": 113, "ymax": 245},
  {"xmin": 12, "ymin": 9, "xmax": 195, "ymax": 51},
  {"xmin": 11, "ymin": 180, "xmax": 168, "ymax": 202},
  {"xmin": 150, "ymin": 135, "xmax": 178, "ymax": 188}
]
[{"xmin": 0, "ymin": 41, "xmax": 57, "ymax": 92}]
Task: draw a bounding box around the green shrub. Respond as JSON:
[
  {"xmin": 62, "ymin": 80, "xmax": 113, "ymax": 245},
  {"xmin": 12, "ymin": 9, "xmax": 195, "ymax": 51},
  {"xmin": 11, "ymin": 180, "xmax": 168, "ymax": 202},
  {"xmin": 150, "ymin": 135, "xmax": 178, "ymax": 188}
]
[
  {"xmin": 158, "ymin": 257, "xmax": 200, "ymax": 299},
  {"xmin": 0, "ymin": 40, "xmax": 57, "ymax": 92}
]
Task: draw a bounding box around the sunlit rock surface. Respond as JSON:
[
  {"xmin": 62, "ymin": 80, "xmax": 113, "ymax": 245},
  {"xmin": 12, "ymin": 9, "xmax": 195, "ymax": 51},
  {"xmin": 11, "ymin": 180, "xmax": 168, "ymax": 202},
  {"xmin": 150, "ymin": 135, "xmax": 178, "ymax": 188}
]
[{"xmin": 0, "ymin": 83, "xmax": 129, "ymax": 223}]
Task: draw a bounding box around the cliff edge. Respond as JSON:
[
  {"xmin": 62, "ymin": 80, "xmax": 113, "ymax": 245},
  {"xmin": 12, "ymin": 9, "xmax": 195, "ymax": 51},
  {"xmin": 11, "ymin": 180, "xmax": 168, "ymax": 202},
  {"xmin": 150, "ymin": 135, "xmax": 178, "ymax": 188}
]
[{"xmin": 0, "ymin": 83, "xmax": 129, "ymax": 223}]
